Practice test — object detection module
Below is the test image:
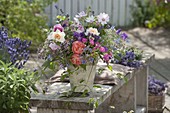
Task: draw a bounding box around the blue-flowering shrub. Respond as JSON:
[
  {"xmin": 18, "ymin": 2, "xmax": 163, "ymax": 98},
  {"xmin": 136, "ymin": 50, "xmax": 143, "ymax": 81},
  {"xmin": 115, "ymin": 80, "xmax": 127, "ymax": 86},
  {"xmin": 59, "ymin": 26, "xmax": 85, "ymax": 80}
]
[
  {"xmin": 148, "ymin": 76, "xmax": 168, "ymax": 96},
  {"xmin": 0, "ymin": 27, "xmax": 31, "ymax": 68}
]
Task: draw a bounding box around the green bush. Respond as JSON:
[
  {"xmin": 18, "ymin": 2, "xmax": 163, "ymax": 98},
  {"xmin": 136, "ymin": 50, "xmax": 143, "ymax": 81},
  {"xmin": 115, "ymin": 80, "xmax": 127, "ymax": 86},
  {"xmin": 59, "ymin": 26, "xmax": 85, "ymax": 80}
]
[
  {"xmin": 0, "ymin": 0, "xmax": 58, "ymax": 50},
  {"xmin": 131, "ymin": 0, "xmax": 170, "ymax": 28},
  {"xmin": 0, "ymin": 60, "xmax": 39, "ymax": 113},
  {"xmin": 146, "ymin": 0, "xmax": 170, "ymax": 28},
  {"xmin": 130, "ymin": 0, "xmax": 155, "ymax": 27}
]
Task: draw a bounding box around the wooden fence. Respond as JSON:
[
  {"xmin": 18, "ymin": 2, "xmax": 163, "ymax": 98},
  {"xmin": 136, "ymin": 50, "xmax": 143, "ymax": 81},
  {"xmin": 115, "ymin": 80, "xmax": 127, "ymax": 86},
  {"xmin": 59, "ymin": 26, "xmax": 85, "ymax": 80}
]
[{"xmin": 45, "ymin": 0, "xmax": 134, "ymax": 26}]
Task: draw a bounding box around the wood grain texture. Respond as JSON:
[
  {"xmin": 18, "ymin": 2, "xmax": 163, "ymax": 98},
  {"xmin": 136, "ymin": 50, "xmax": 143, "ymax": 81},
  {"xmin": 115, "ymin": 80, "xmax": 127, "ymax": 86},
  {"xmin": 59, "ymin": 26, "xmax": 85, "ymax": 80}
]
[
  {"xmin": 37, "ymin": 108, "xmax": 94, "ymax": 113},
  {"xmin": 95, "ymin": 75, "xmax": 136, "ymax": 113}
]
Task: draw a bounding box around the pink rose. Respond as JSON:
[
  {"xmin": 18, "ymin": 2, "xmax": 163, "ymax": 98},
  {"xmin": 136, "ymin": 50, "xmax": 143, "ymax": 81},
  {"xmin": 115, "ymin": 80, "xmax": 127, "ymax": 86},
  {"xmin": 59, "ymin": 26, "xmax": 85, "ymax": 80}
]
[
  {"xmin": 72, "ymin": 41, "xmax": 85, "ymax": 54},
  {"xmin": 70, "ymin": 54, "xmax": 82, "ymax": 65},
  {"xmin": 53, "ymin": 24, "xmax": 64, "ymax": 32},
  {"xmin": 99, "ymin": 46, "xmax": 105, "ymax": 52}
]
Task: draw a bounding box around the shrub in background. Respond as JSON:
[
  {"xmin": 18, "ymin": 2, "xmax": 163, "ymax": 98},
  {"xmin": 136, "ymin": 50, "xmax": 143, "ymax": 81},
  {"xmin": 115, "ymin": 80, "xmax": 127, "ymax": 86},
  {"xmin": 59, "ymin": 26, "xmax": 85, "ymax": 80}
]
[
  {"xmin": 131, "ymin": 0, "xmax": 170, "ymax": 28},
  {"xmin": 130, "ymin": 0, "xmax": 155, "ymax": 27},
  {"xmin": 146, "ymin": 0, "xmax": 170, "ymax": 28},
  {"xmin": 0, "ymin": 0, "xmax": 58, "ymax": 50}
]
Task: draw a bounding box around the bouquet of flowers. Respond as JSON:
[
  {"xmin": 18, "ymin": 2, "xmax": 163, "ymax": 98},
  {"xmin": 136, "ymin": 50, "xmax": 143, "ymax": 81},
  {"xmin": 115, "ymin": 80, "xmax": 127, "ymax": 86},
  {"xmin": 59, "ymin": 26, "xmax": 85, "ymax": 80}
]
[{"xmin": 40, "ymin": 8, "xmax": 129, "ymax": 72}]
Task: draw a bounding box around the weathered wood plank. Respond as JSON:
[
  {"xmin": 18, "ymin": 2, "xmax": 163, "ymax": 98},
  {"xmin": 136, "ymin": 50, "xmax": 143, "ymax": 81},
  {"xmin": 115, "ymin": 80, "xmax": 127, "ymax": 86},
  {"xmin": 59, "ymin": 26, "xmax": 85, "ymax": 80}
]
[
  {"xmin": 37, "ymin": 108, "xmax": 94, "ymax": 113},
  {"xmin": 136, "ymin": 66, "xmax": 148, "ymax": 113},
  {"xmin": 95, "ymin": 75, "xmax": 136, "ymax": 113}
]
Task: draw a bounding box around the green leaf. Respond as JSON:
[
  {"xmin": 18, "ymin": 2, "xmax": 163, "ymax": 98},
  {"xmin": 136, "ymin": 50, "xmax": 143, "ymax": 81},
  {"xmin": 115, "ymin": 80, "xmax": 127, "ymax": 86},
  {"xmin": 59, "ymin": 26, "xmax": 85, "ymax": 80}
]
[
  {"xmin": 93, "ymin": 85, "xmax": 101, "ymax": 88},
  {"xmin": 80, "ymin": 80, "xmax": 84, "ymax": 83},
  {"xmin": 61, "ymin": 73, "xmax": 68, "ymax": 81},
  {"xmin": 108, "ymin": 65, "xmax": 113, "ymax": 71},
  {"xmin": 80, "ymin": 64, "xmax": 86, "ymax": 70}
]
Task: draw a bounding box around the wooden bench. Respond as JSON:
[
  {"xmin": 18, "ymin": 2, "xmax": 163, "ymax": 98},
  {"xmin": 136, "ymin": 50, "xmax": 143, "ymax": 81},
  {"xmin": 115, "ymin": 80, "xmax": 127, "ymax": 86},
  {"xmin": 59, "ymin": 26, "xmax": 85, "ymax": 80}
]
[{"xmin": 30, "ymin": 53, "xmax": 154, "ymax": 113}]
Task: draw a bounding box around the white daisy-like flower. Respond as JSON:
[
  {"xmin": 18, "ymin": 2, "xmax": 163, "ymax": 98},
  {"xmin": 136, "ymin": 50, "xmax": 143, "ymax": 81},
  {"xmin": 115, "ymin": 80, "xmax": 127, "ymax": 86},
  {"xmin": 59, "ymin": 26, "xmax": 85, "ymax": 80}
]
[
  {"xmin": 97, "ymin": 13, "xmax": 109, "ymax": 26},
  {"xmin": 47, "ymin": 29, "xmax": 65, "ymax": 43},
  {"xmin": 86, "ymin": 15, "xmax": 95, "ymax": 23},
  {"xmin": 85, "ymin": 27, "xmax": 100, "ymax": 36},
  {"xmin": 49, "ymin": 43, "xmax": 59, "ymax": 51}
]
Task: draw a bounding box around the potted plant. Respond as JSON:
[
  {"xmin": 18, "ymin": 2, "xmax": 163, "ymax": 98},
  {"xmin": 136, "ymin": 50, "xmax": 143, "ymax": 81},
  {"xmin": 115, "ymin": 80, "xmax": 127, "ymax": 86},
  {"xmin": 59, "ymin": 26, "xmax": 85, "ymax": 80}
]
[
  {"xmin": 148, "ymin": 76, "xmax": 168, "ymax": 111},
  {"xmin": 39, "ymin": 8, "xmax": 130, "ymax": 93}
]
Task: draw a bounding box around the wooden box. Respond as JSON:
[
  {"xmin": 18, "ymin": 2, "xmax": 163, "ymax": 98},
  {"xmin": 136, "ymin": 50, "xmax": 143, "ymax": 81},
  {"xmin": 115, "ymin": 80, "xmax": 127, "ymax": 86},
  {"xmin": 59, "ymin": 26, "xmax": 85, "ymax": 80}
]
[{"xmin": 148, "ymin": 94, "xmax": 165, "ymax": 112}]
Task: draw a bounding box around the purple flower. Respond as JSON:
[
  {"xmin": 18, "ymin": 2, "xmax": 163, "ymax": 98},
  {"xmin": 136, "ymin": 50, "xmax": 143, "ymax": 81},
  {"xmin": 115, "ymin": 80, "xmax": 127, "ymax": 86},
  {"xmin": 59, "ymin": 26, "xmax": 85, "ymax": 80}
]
[
  {"xmin": 0, "ymin": 27, "xmax": 31, "ymax": 69},
  {"xmin": 116, "ymin": 29, "xmax": 121, "ymax": 34},
  {"xmin": 73, "ymin": 32, "xmax": 80, "ymax": 38},
  {"xmin": 110, "ymin": 26, "xmax": 115, "ymax": 30},
  {"xmin": 77, "ymin": 25, "xmax": 85, "ymax": 32},
  {"xmin": 103, "ymin": 54, "xmax": 112, "ymax": 62},
  {"xmin": 99, "ymin": 46, "xmax": 105, "ymax": 52},
  {"xmin": 89, "ymin": 39, "xmax": 95, "ymax": 45},
  {"xmin": 82, "ymin": 38, "xmax": 87, "ymax": 43},
  {"xmin": 49, "ymin": 43, "xmax": 59, "ymax": 51},
  {"xmin": 53, "ymin": 24, "xmax": 64, "ymax": 32},
  {"xmin": 121, "ymin": 33, "xmax": 128, "ymax": 40},
  {"xmin": 55, "ymin": 4, "xmax": 58, "ymax": 9}
]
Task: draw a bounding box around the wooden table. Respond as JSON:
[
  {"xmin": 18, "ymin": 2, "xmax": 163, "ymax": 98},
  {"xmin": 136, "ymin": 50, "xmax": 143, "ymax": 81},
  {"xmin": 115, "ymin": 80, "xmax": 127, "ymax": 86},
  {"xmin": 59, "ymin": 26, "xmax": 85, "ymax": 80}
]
[{"xmin": 30, "ymin": 53, "xmax": 154, "ymax": 113}]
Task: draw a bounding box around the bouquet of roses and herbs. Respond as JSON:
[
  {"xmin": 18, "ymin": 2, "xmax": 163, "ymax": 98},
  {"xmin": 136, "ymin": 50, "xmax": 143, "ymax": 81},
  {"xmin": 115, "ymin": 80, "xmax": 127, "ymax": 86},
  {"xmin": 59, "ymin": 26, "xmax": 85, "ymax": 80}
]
[{"xmin": 39, "ymin": 8, "xmax": 129, "ymax": 71}]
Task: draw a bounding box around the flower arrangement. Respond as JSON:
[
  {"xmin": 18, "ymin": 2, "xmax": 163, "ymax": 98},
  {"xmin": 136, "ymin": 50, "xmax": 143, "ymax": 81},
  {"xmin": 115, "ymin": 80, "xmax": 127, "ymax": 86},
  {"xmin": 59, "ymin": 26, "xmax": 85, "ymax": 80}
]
[
  {"xmin": 40, "ymin": 8, "xmax": 129, "ymax": 72},
  {"xmin": 0, "ymin": 26, "xmax": 31, "ymax": 69},
  {"xmin": 148, "ymin": 76, "xmax": 168, "ymax": 96}
]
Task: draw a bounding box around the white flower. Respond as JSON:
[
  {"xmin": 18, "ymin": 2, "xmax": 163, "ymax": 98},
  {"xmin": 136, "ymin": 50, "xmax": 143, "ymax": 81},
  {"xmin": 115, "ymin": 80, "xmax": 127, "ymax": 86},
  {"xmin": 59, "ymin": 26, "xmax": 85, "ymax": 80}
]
[
  {"xmin": 49, "ymin": 43, "xmax": 59, "ymax": 51},
  {"xmin": 47, "ymin": 29, "xmax": 65, "ymax": 43},
  {"xmin": 75, "ymin": 11, "xmax": 87, "ymax": 18},
  {"xmin": 122, "ymin": 111, "xmax": 127, "ymax": 113},
  {"xmin": 74, "ymin": 17, "xmax": 80, "ymax": 26},
  {"xmin": 97, "ymin": 13, "xmax": 109, "ymax": 26},
  {"xmin": 86, "ymin": 15, "xmax": 95, "ymax": 23},
  {"xmin": 85, "ymin": 27, "xmax": 100, "ymax": 36}
]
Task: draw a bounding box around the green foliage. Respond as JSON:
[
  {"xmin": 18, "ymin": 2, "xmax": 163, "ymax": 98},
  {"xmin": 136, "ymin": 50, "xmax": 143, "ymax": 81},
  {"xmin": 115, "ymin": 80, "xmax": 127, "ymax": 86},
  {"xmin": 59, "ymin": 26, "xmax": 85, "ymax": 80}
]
[
  {"xmin": 146, "ymin": 1, "xmax": 170, "ymax": 28},
  {"xmin": 0, "ymin": 60, "xmax": 39, "ymax": 113},
  {"xmin": 0, "ymin": 0, "xmax": 58, "ymax": 49},
  {"xmin": 130, "ymin": 0, "xmax": 155, "ymax": 27},
  {"xmin": 131, "ymin": 0, "xmax": 170, "ymax": 28}
]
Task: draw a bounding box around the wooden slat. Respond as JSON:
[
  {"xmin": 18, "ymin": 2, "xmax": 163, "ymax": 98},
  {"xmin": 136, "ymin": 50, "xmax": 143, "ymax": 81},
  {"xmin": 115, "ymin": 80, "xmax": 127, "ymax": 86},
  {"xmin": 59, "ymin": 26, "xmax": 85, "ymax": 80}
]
[
  {"xmin": 113, "ymin": 0, "xmax": 119, "ymax": 26},
  {"xmin": 72, "ymin": 0, "xmax": 78, "ymax": 17},
  {"xmin": 126, "ymin": 0, "xmax": 133, "ymax": 25},
  {"xmin": 106, "ymin": 0, "xmax": 112, "ymax": 23},
  {"xmin": 119, "ymin": 0, "xmax": 126, "ymax": 26},
  {"xmin": 65, "ymin": 0, "xmax": 71, "ymax": 16},
  {"xmin": 91, "ymin": 0, "xmax": 98, "ymax": 15},
  {"xmin": 98, "ymin": 0, "xmax": 105, "ymax": 13}
]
